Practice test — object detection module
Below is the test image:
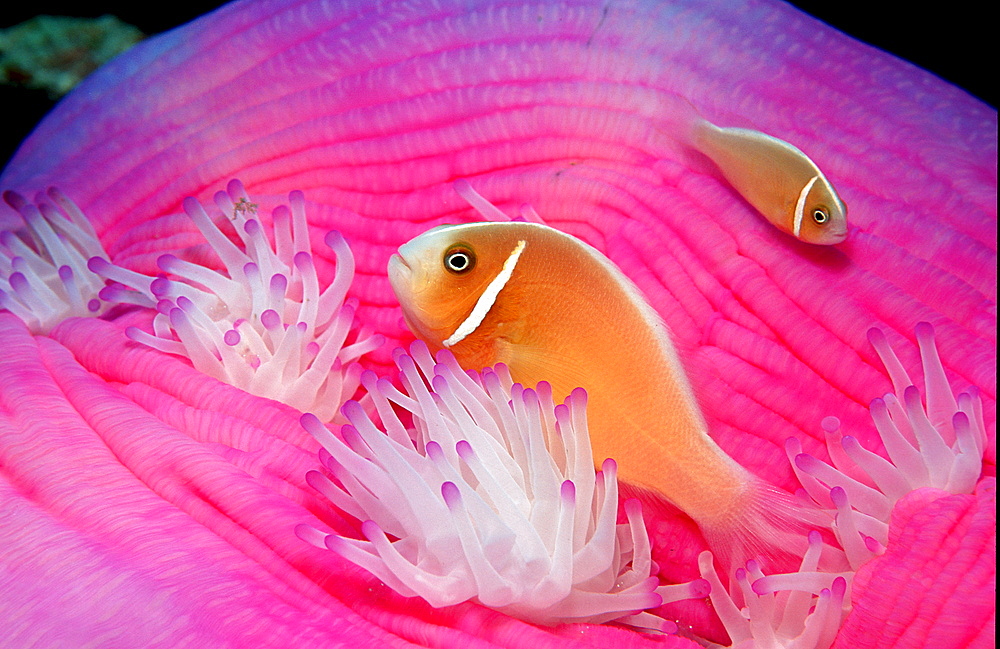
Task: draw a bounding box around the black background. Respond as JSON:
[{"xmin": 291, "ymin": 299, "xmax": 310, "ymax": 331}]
[{"xmin": 2, "ymin": 2, "xmax": 993, "ymax": 170}]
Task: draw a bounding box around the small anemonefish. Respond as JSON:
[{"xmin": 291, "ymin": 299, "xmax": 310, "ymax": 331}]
[
  {"xmin": 687, "ymin": 119, "xmax": 848, "ymax": 245},
  {"xmin": 389, "ymin": 218, "xmax": 818, "ymax": 568}
]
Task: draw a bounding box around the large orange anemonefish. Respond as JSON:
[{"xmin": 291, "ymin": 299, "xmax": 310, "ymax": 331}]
[{"xmin": 388, "ymin": 219, "xmax": 821, "ymax": 568}]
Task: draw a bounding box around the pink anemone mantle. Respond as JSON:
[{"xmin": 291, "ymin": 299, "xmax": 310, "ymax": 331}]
[{"xmin": 0, "ymin": 1, "xmax": 995, "ymax": 647}]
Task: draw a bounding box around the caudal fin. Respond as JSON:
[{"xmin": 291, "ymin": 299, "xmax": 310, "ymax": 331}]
[{"xmin": 699, "ymin": 479, "xmax": 844, "ymax": 576}]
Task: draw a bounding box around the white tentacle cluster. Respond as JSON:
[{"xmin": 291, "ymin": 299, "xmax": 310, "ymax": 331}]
[
  {"xmin": 698, "ymin": 531, "xmax": 850, "ymax": 649},
  {"xmin": 699, "ymin": 322, "xmax": 987, "ymax": 648},
  {"xmin": 1, "ymin": 188, "xmax": 110, "ymax": 332},
  {"xmin": 298, "ymin": 341, "xmax": 708, "ymax": 628},
  {"xmin": 89, "ymin": 180, "xmax": 381, "ymax": 420},
  {"xmin": 788, "ymin": 322, "xmax": 987, "ymax": 570}
]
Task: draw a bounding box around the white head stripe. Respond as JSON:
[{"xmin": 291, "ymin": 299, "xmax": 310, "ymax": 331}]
[
  {"xmin": 793, "ymin": 175, "xmax": 820, "ymax": 237},
  {"xmin": 443, "ymin": 240, "xmax": 527, "ymax": 348}
]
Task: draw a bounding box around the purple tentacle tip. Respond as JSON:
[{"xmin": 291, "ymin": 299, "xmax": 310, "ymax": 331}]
[{"xmin": 441, "ymin": 481, "xmax": 461, "ymax": 509}]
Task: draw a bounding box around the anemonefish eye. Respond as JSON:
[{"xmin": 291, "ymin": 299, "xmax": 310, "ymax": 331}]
[
  {"xmin": 443, "ymin": 244, "xmax": 476, "ymax": 274},
  {"xmin": 811, "ymin": 207, "xmax": 830, "ymax": 225}
]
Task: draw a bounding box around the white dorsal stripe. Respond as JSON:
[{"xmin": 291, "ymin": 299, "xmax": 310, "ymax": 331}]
[
  {"xmin": 443, "ymin": 239, "xmax": 527, "ymax": 348},
  {"xmin": 792, "ymin": 175, "xmax": 820, "ymax": 237}
]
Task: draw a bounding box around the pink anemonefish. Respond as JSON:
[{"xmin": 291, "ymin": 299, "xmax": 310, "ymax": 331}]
[
  {"xmin": 686, "ymin": 119, "xmax": 849, "ymax": 245},
  {"xmin": 692, "ymin": 120, "xmax": 847, "ymax": 245},
  {"xmin": 658, "ymin": 95, "xmax": 849, "ymax": 245},
  {"xmin": 389, "ymin": 220, "xmax": 821, "ymax": 569}
]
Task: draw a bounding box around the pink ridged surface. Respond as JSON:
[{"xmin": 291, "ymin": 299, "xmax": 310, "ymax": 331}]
[
  {"xmin": 0, "ymin": 0, "xmax": 995, "ymax": 646},
  {"xmin": 834, "ymin": 480, "xmax": 996, "ymax": 649}
]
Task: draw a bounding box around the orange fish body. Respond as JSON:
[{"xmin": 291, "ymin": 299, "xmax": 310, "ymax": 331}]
[{"xmin": 389, "ymin": 221, "xmax": 810, "ymax": 566}]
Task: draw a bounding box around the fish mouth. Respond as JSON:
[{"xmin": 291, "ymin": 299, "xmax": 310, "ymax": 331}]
[
  {"xmin": 388, "ymin": 247, "xmax": 433, "ymax": 309},
  {"xmin": 825, "ymin": 225, "xmax": 849, "ymax": 245},
  {"xmin": 387, "ymin": 251, "xmax": 439, "ymax": 343},
  {"xmin": 390, "ymin": 239, "xmax": 423, "ymax": 276},
  {"xmin": 389, "ymin": 239, "xmax": 430, "ymax": 293},
  {"xmin": 387, "ymin": 253, "xmax": 412, "ymax": 301},
  {"xmin": 388, "ymin": 252, "xmax": 410, "ymax": 275},
  {"xmin": 812, "ymin": 223, "xmax": 848, "ymax": 245}
]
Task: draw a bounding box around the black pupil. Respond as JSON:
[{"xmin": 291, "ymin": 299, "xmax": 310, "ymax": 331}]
[
  {"xmin": 813, "ymin": 209, "xmax": 829, "ymax": 224},
  {"xmin": 447, "ymin": 252, "xmax": 470, "ymax": 272}
]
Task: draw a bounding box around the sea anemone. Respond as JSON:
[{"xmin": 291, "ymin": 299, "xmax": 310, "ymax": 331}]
[
  {"xmin": 699, "ymin": 537, "xmax": 848, "ymax": 649},
  {"xmin": 691, "ymin": 321, "xmax": 993, "ymax": 648},
  {"xmin": 87, "ymin": 180, "xmax": 383, "ymax": 421},
  {"xmin": 0, "ymin": 1, "xmax": 993, "ymax": 647},
  {"xmin": 790, "ymin": 322, "xmax": 988, "ymax": 570},
  {"xmin": 1, "ymin": 188, "xmax": 110, "ymax": 332},
  {"xmin": 297, "ymin": 341, "xmax": 711, "ymax": 629}
]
